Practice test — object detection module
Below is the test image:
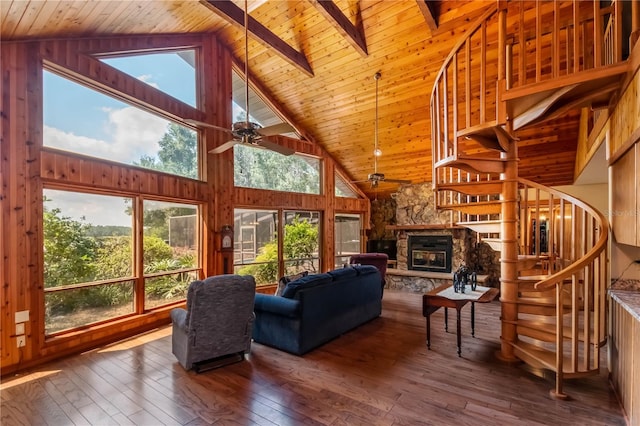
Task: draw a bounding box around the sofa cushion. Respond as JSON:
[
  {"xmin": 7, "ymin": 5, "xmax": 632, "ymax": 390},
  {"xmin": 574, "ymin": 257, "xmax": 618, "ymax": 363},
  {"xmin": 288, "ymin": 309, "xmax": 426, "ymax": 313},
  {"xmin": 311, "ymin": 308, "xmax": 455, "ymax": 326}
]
[
  {"xmin": 281, "ymin": 273, "xmax": 332, "ymax": 299},
  {"xmin": 275, "ymin": 271, "xmax": 309, "ymax": 296},
  {"xmin": 327, "ymin": 266, "xmax": 358, "ymax": 281}
]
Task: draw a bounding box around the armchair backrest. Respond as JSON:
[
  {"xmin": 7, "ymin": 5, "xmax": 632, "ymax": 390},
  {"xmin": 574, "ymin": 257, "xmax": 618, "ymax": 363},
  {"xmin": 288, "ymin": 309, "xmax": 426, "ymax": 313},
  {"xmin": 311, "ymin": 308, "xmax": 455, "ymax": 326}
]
[
  {"xmin": 350, "ymin": 253, "xmax": 388, "ymax": 282},
  {"xmin": 185, "ymin": 274, "xmax": 256, "ymax": 339}
]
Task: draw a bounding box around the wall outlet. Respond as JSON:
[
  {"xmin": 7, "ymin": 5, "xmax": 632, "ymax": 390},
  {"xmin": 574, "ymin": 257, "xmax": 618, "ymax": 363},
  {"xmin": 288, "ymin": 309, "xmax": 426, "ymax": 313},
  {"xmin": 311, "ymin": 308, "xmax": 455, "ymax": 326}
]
[
  {"xmin": 16, "ymin": 336, "xmax": 26, "ymax": 348},
  {"xmin": 16, "ymin": 323, "xmax": 24, "ymax": 335},
  {"xmin": 15, "ymin": 310, "xmax": 29, "ymax": 323}
]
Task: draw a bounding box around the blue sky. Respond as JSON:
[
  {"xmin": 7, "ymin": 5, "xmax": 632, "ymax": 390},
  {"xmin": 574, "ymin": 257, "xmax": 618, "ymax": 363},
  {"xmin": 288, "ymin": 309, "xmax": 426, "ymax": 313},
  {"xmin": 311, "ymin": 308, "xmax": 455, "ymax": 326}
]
[{"xmin": 43, "ymin": 51, "xmax": 198, "ymax": 226}]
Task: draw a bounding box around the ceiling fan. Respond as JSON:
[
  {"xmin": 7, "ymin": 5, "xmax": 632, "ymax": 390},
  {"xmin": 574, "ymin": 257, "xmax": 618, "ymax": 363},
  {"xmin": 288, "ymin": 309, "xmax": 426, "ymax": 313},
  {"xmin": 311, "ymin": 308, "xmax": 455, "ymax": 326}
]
[
  {"xmin": 186, "ymin": 0, "xmax": 295, "ymax": 156},
  {"xmin": 354, "ymin": 72, "xmax": 411, "ymax": 188}
]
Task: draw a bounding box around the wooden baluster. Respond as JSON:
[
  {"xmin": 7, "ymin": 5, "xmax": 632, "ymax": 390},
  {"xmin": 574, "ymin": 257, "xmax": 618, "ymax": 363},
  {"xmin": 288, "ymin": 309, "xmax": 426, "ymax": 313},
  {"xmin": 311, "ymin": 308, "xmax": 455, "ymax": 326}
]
[
  {"xmin": 465, "ymin": 38, "xmax": 471, "ymax": 129},
  {"xmin": 594, "ymin": 0, "xmax": 603, "ymax": 68},
  {"xmin": 554, "ymin": 281, "xmax": 566, "ymax": 399},
  {"xmin": 453, "ymin": 53, "xmax": 458, "ymax": 153},
  {"xmin": 574, "ymin": 0, "xmax": 580, "ymax": 73},
  {"xmin": 554, "ymin": 0, "xmax": 560, "ymax": 77},
  {"xmin": 519, "ymin": 2, "xmax": 525, "ymax": 86},
  {"xmin": 443, "ymin": 64, "xmax": 449, "ymax": 158},
  {"xmin": 480, "ymin": 21, "xmax": 486, "ymax": 124},
  {"xmin": 614, "ymin": 0, "xmax": 622, "ymax": 63}
]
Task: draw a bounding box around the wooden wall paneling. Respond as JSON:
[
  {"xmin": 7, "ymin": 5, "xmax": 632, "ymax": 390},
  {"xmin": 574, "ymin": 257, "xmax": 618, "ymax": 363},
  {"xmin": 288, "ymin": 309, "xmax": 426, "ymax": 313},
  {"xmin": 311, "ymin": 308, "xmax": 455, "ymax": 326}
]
[
  {"xmin": 207, "ymin": 37, "xmax": 234, "ymax": 276},
  {"xmin": 610, "ymin": 144, "xmax": 637, "ymax": 247},
  {"xmin": 609, "ymin": 62, "xmax": 640, "ymax": 158},
  {"xmin": 323, "ymin": 160, "xmax": 336, "ymax": 272},
  {"xmin": 0, "ymin": 42, "xmax": 42, "ymax": 369},
  {"xmin": 610, "ymin": 299, "xmax": 640, "ymax": 423},
  {"xmin": 25, "ymin": 40, "xmax": 44, "ymax": 357}
]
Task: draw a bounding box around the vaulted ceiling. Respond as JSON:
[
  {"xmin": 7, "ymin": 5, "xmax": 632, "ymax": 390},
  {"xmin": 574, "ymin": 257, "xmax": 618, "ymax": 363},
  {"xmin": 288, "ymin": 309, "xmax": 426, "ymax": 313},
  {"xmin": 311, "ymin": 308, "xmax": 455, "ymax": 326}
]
[{"xmin": 1, "ymin": 0, "xmax": 579, "ymax": 198}]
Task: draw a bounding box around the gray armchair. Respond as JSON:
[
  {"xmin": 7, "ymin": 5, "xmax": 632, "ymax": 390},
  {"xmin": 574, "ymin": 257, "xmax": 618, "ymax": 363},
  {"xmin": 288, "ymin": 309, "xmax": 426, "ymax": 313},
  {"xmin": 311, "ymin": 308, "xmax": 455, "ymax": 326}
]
[{"xmin": 171, "ymin": 274, "xmax": 256, "ymax": 372}]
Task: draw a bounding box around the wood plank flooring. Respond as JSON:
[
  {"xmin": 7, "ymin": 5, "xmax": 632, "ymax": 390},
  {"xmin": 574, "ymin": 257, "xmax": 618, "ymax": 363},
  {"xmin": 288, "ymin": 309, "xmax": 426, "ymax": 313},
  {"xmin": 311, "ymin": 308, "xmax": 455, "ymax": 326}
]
[{"xmin": 1, "ymin": 290, "xmax": 626, "ymax": 425}]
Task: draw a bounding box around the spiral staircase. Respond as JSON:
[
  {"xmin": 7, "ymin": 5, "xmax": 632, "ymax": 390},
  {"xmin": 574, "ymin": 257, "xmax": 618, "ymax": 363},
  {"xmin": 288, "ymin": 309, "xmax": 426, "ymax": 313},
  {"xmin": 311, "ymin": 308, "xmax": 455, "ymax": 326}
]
[{"xmin": 430, "ymin": 1, "xmax": 628, "ymax": 398}]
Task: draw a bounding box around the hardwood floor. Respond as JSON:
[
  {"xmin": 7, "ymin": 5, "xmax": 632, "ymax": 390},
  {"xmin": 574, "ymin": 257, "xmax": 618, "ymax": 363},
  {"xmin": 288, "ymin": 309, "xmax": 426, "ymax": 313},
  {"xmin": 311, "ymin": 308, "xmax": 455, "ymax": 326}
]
[{"xmin": 1, "ymin": 290, "xmax": 626, "ymax": 425}]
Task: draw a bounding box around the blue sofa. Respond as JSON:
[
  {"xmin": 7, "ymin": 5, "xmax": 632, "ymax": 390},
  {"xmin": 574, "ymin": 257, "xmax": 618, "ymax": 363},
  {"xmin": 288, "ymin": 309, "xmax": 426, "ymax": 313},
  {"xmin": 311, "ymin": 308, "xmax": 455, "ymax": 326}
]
[{"xmin": 252, "ymin": 265, "xmax": 382, "ymax": 355}]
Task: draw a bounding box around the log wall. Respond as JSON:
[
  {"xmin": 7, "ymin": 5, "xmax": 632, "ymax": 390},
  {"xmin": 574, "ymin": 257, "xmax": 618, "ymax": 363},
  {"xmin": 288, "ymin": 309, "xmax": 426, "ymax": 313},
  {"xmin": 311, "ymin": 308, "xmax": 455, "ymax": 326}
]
[{"xmin": 0, "ymin": 34, "xmax": 368, "ymax": 374}]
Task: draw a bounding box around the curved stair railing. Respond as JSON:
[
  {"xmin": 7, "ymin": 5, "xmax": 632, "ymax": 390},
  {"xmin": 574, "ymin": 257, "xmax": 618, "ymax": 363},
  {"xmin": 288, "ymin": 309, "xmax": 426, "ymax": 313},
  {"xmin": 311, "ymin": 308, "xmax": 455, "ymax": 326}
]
[
  {"xmin": 429, "ymin": 0, "xmax": 620, "ymax": 398},
  {"xmin": 513, "ymin": 178, "xmax": 608, "ymax": 398}
]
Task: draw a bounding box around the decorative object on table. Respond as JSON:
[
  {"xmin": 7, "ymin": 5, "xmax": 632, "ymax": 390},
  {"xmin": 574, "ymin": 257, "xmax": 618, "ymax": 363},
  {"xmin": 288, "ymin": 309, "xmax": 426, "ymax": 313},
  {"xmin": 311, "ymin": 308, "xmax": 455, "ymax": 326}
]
[{"xmin": 453, "ymin": 264, "xmax": 477, "ymax": 293}]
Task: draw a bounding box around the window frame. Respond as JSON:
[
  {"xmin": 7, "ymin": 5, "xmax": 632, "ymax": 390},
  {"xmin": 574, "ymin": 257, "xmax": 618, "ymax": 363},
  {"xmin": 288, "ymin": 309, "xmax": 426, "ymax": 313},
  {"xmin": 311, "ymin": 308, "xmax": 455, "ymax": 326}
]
[
  {"xmin": 42, "ymin": 183, "xmax": 202, "ymax": 337},
  {"xmin": 42, "ymin": 62, "xmax": 203, "ymax": 182}
]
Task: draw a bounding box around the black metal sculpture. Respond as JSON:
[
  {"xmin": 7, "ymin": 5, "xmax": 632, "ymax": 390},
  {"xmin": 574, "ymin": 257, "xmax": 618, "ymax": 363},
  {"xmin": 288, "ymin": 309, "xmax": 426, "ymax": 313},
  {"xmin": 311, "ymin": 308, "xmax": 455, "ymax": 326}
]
[{"xmin": 453, "ymin": 264, "xmax": 477, "ymax": 293}]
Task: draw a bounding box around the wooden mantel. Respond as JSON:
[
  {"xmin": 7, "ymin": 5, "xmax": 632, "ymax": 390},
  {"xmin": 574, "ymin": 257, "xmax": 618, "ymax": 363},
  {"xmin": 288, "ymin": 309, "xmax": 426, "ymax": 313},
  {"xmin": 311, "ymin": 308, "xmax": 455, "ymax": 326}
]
[{"xmin": 385, "ymin": 224, "xmax": 465, "ymax": 231}]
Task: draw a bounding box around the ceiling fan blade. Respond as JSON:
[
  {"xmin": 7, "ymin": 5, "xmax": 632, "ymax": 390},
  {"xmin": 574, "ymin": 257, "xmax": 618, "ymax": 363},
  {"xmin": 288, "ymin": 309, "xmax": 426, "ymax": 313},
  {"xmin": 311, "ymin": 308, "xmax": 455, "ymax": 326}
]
[
  {"xmin": 209, "ymin": 139, "xmax": 239, "ymax": 154},
  {"xmin": 185, "ymin": 119, "xmax": 232, "ymax": 134},
  {"xmin": 256, "ymin": 122, "xmax": 296, "ymax": 136},
  {"xmin": 256, "ymin": 139, "xmax": 295, "ymax": 156}
]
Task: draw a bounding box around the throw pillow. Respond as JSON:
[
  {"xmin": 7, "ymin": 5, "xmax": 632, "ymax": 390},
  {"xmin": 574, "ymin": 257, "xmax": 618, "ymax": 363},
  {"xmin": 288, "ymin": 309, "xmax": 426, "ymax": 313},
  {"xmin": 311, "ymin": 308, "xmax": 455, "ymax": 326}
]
[{"xmin": 274, "ymin": 271, "xmax": 309, "ymax": 296}]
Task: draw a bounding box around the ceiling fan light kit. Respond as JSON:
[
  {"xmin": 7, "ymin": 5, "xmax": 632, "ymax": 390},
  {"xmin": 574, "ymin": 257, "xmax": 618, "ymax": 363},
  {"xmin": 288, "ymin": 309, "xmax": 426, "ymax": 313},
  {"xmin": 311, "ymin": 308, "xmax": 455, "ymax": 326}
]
[{"xmin": 354, "ymin": 72, "xmax": 411, "ymax": 189}]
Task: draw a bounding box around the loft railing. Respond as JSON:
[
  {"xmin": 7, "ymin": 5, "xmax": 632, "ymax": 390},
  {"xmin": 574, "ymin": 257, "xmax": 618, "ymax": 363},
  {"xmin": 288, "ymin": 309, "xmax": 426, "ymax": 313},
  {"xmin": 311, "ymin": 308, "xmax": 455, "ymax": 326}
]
[
  {"xmin": 430, "ymin": 5, "xmax": 501, "ymax": 186},
  {"xmin": 506, "ymin": 0, "xmax": 622, "ymax": 89}
]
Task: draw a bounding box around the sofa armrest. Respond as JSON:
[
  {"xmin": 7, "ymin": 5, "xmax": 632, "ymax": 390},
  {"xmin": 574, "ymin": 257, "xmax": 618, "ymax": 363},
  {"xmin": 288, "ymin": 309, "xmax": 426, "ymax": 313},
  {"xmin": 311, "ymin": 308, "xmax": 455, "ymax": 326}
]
[{"xmin": 254, "ymin": 293, "xmax": 300, "ymax": 318}]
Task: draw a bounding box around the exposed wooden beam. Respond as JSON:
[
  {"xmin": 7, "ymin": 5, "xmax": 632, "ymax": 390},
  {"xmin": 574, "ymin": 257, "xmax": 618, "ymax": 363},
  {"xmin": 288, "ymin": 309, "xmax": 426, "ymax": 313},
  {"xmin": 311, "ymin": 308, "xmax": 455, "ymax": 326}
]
[
  {"xmin": 202, "ymin": 0, "xmax": 313, "ymax": 77},
  {"xmin": 416, "ymin": 0, "xmax": 439, "ymax": 31},
  {"xmin": 311, "ymin": 0, "xmax": 368, "ymax": 57}
]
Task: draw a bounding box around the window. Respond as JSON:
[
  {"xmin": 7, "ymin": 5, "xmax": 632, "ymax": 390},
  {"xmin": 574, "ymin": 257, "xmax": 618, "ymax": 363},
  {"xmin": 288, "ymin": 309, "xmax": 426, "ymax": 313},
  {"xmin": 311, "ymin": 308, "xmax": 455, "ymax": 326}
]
[
  {"xmin": 143, "ymin": 200, "xmax": 199, "ymax": 309},
  {"xmin": 100, "ymin": 50, "xmax": 196, "ymax": 107},
  {"xmin": 232, "ymin": 208, "xmax": 320, "ymax": 287},
  {"xmin": 234, "ymin": 145, "xmax": 320, "ymax": 194},
  {"xmin": 43, "ymin": 70, "xmax": 199, "ymax": 179},
  {"xmin": 43, "ymin": 189, "xmax": 135, "ymax": 334},
  {"xmin": 233, "ymin": 209, "xmax": 278, "ymax": 286},
  {"xmin": 335, "ymin": 214, "xmax": 362, "ymax": 268},
  {"xmin": 335, "ymin": 172, "xmax": 359, "ymax": 198},
  {"xmin": 43, "ymin": 189, "xmax": 201, "ymax": 334},
  {"xmin": 283, "ymin": 211, "xmax": 320, "ymax": 275}
]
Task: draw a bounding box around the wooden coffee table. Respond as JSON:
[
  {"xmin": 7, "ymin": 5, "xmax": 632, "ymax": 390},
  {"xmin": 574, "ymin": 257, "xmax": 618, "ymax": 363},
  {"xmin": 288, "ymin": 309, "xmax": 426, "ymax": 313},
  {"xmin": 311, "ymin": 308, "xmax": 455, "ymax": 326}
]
[{"xmin": 422, "ymin": 284, "xmax": 499, "ymax": 356}]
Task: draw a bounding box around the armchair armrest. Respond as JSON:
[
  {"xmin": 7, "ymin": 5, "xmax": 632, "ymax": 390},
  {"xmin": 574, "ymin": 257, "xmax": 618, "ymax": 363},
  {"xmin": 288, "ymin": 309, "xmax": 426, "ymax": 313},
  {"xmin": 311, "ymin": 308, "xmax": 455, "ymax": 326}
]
[
  {"xmin": 254, "ymin": 293, "xmax": 300, "ymax": 318},
  {"xmin": 170, "ymin": 308, "xmax": 188, "ymax": 331}
]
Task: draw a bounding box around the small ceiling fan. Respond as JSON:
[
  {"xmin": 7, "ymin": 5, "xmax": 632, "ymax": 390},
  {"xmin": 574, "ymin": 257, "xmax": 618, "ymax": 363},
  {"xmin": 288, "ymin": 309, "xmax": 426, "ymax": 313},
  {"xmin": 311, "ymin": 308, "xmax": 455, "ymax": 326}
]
[
  {"xmin": 354, "ymin": 72, "xmax": 411, "ymax": 188},
  {"xmin": 186, "ymin": 0, "xmax": 295, "ymax": 156}
]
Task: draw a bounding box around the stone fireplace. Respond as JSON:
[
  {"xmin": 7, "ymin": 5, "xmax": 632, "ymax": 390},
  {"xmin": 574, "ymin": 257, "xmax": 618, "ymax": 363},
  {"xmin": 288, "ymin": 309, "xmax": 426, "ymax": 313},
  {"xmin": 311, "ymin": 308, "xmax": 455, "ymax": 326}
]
[{"xmin": 380, "ymin": 182, "xmax": 500, "ymax": 292}]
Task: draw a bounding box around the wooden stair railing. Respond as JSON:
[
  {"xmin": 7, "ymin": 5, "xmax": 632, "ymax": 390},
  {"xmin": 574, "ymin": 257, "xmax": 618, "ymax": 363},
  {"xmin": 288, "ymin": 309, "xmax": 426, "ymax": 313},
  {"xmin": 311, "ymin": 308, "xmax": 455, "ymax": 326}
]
[
  {"xmin": 429, "ymin": 0, "xmax": 617, "ymax": 399},
  {"xmin": 512, "ymin": 178, "xmax": 608, "ymax": 399}
]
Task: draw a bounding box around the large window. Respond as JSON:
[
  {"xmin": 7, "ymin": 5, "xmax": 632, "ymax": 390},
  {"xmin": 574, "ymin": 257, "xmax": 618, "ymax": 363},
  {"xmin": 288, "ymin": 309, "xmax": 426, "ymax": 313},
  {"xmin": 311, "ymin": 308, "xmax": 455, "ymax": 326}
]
[
  {"xmin": 43, "ymin": 70, "xmax": 199, "ymax": 179},
  {"xmin": 100, "ymin": 50, "xmax": 196, "ymax": 107},
  {"xmin": 283, "ymin": 211, "xmax": 320, "ymax": 275},
  {"xmin": 335, "ymin": 214, "xmax": 362, "ymax": 268},
  {"xmin": 43, "ymin": 189, "xmax": 135, "ymax": 334},
  {"xmin": 143, "ymin": 200, "xmax": 199, "ymax": 309},
  {"xmin": 335, "ymin": 172, "xmax": 359, "ymax": 198},
  {"xmin": 233, "ymin": 209, "xmax": 320, "ymax": 286},
  {"xmin": 43, "ymin": 189, "xmax": 200, "ymax": 334},
  {"xmin": 234, "ymin": 145, "xmax": 321, "ymax": 194},
  {"xmin": 234, "ymin": 209, "xmax": 278, "ymax": 286}
]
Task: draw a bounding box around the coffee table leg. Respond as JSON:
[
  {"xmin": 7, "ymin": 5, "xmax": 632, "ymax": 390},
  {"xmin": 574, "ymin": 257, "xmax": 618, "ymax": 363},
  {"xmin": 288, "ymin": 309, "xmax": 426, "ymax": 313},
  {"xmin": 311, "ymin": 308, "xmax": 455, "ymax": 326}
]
[
  {"xmin": 471, "ymin": 302, "xmax": 475, "ymax": 337},
  {"xmin": 456, "ymin": 308, "xmax": 462, "ymax": 357},
  {"xmin": 444, "ymin": 307, "xmax": 448, "ymax": 332},
  {"xmin": 426, "ymin": 315, "xmax": 431, "ymax": 349}
]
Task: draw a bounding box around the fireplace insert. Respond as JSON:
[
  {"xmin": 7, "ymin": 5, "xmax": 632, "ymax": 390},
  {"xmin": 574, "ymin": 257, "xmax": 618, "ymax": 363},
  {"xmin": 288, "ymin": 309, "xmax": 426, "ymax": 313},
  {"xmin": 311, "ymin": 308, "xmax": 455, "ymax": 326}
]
[{"xmin": 408, "ymin": 235, "xmax": 453, "ymax": 273}]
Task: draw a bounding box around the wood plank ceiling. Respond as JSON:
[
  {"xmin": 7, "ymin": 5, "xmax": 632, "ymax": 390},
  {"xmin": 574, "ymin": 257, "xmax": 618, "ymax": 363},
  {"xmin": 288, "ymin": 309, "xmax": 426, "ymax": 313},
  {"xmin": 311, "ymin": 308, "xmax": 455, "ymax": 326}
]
[{"xmin": 1, "ymin": 0, "xmax": 579, "ymax": 199}]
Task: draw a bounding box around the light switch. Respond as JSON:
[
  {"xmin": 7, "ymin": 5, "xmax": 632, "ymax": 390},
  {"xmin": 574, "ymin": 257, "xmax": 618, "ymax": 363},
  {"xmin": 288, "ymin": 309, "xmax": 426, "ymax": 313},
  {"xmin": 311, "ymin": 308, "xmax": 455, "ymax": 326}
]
[
  {"xmin": 15, "ymin": 310, "xmax": 29, "ymax": 323},
  {"xmin": 16, "ymin": 323, "xmax": 24, "ymax": 335}
]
